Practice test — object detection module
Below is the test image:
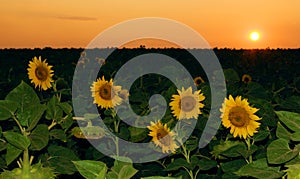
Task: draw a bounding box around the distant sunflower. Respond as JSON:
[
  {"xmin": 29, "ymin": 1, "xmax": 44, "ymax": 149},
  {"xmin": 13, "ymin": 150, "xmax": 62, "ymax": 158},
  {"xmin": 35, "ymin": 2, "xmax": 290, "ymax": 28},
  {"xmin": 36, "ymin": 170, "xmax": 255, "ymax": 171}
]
[
  {"xmin": 220, "ymin": 95, "xmax": 261, "ymax": 139},
  {"xmin": 147, "ymin": 121, "xmax": 179, "ymax": 153},
  {"xmin": 27, "ymin": 56, "xmax": 54, "ymax": 90},
  {"xmin": 170, "ymin": 87, "xmax": 205, "ymax": 120},
  {"xmin": 90, "ymin": 76, "xmax": 122, "ymax": 109},
  {"xmin": 242, "ymin": 74, "xmax": 252, "ymax": 84},
  {"xmin": 194, "ymin": 76, "xmax": 204, "ymax": 86}
]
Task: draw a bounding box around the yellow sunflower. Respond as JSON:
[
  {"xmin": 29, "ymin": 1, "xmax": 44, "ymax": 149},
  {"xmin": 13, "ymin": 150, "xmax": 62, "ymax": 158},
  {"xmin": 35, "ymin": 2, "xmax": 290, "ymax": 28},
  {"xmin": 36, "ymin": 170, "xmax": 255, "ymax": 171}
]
[
  {"xmin": 194, "ymin": 76, "xmax": 204, "ymax": 86},
  {"xmin": 169, "ymin": 87, "xmax": 205, "ymax": 120},
  {"xmin": 27, "ymin": 56, "xmax": 54, "ymax": 90},
  {"xmin": 147, "ymin": 121, "xmax": 179, "ymax": 153},
  {"xmin": 242, "ymin": 74, "xmax": 252, "ymax": 84},
  {"xmin": 90, "ymin": 76, "xmax": 122, "ymax": 109},
  {"xmin": 220, "ymin": 95, "xmax": 261, "ymax": 139}
]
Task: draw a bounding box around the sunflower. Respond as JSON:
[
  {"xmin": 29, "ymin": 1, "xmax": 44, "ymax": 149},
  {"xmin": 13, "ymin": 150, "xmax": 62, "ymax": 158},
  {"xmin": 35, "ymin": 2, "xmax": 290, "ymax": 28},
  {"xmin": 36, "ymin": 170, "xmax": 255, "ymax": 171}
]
[
  {"xmin": 220, "ymin": 95, "xmax": 261, "ymax": 139},
  {"xmin": 194, "ymin": 76, "xmax": 204, "ymax": 86},
  {"xmin": 169, "ymin": 87, "xmax": 205, "ymax": 120},
  {"xmin": 242, "ymin": 74, "xmax": 252, "ymax": 84},
  {"xmin": 90, "ymin": 76, "xmax": 122, "ymax": 109},
  {"xmin": 27, "ymin": 56, "xmax": 54, "ymax": 90},
  {"xmin": 147, "ymin": 121, "xmax": 179, "ymax": 153}
]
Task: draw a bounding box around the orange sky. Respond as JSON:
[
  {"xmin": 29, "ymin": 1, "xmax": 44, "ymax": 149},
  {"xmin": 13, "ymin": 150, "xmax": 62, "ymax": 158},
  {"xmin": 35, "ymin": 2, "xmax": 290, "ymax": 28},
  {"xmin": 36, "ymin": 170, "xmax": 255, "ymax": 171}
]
[{"xmin": 1, "ymin": 0, "xmax": 299, "ymax": 49}]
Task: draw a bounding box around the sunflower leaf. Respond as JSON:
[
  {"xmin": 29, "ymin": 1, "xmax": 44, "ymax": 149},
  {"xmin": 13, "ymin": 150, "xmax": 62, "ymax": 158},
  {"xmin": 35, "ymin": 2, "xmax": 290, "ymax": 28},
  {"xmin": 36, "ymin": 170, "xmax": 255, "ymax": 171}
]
[
  {"xmin": 5, "ymin": 81, "xmax": 40, "ymax": 107},
  {"xmin": 5, "ymin": 143, "xmax": 22, "ymax": 166},
  {"xmin": 276, "ymin": 122, "xmax": 292, "ymax": 140},
  {"xmin": 235, "ymin": 158, "xmax": 284, "ymax": 179},
  {"xmin": 267, "ymin": 138, "xmax": 300, "ymax": 164},
  {"xmin": 3, "ymin": 131, "xmax": 31, "ymax": 150},
  {"xmin": 275, "ymin": 111, "xmax": 300, "ymax": 132},
  {"xmin": 0, "ymin": 100, "xmax": 18, "ymax": 121},
  {"xmin": 72, "ymin": 160, "xmax": 107, "ymax": 179},
  {"xmin": 29, "ymin": 124, "xmax": 49, "ymax": 151}
]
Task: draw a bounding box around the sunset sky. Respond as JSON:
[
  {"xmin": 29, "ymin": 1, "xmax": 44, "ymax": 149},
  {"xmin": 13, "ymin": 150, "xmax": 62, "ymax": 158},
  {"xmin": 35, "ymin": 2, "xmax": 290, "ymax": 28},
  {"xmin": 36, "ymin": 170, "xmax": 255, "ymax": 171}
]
[{"xmin": 1, "ymin": 0, "xmax": 299, "ymax": 49}]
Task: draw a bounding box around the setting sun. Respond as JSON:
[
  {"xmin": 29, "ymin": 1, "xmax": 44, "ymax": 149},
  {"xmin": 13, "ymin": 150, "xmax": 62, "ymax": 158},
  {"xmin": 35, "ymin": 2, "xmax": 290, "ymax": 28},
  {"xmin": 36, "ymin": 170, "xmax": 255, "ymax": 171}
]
[{"xmin": 250, "ymin": 31, "xmax": 260, "ymax": 41}]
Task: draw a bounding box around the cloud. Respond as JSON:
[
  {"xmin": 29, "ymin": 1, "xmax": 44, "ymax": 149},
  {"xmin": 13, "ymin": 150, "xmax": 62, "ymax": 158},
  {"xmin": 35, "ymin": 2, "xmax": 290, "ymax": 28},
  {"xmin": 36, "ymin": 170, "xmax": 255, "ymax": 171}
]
[{"xmin": 56, "ymin": 16, "xmax": 97, "ymax": 21}]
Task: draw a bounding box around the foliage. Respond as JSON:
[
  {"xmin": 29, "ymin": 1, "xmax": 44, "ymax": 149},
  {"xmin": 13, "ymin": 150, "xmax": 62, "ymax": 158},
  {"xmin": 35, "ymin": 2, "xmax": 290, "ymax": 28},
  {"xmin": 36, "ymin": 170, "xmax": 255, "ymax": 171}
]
[{"xmin": 0, "ymin": 48, "xmax": 300, "ymax": 178}]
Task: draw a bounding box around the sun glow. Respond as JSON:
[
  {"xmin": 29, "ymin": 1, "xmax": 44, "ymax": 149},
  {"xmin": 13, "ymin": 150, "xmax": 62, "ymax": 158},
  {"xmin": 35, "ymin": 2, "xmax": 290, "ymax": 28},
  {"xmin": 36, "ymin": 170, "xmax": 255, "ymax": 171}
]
[{"xmin": 250, "ymin": 31, "xmax": 260, "ymax": 41}]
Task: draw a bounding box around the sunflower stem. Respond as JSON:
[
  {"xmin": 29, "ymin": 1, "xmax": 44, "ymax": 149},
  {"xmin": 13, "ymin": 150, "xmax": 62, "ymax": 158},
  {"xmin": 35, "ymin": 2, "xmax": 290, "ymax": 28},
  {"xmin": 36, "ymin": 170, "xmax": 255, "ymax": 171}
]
[{"xmin": 245, "ymin": 138, "xmax": 253, "ymax": 163}]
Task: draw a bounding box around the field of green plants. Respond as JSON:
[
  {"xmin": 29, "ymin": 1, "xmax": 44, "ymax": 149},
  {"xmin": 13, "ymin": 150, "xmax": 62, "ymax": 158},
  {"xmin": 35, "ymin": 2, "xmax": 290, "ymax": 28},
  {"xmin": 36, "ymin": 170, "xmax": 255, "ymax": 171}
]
[{"xmin": 0, "ymin": 48, "xmax": 300, "ymax": 179}]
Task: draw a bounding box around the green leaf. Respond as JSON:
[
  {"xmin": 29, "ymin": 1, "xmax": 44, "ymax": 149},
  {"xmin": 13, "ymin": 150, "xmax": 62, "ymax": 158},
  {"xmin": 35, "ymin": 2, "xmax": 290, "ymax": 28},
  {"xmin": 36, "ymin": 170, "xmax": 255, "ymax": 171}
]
[
  {"xmin": 247, "ymin": 82, "xmax": 270, "ymax": 99},
  {"xmin": 290, "ymin": 132, "xmax": 300, "ymax": 142},
  {"xmin": 253, "ymin": 129, "xmax": 270, "ymax": 142},
  {"xmin": 6, "ymin": 143, "xmax": 22, "ymax": 165},
  {"xmin": 49, "ymin": 129, "xmax": 67, "ymax": 142},
  {"xmin": 223, "ymin": 69, "xmax": 239, "ymax": 83},
  {"xmin": 18, "ymin": 104, "xmax": 46, "ymax": 130},
  {"xmin": 185, "ymin": 136, "xmax": 199, "ymax": 151},
  {"xmin": 0, "ymin": 100, "xmax": 18, "ymax": 120},
  {"xmin": 0, "ymin": 139, "xmax": 6, "ymax": 152},
  {"xmin": 47, "ymin": 145, "xmax": 79, "ymax": 175},
  {"xmin": 221, "ymin": 159, "xmax": 247, "ymax": 173},
  {"xmin": 276, "ymin": 122, "xmax": 292, "ymax": 140},
  {"xmin": 211, "ymin": 140, "xmax": 247, "ymax": 158},
  {"xmin": 72, "ymin": 160, "xmax": 107, "ymax": 179},
  {"xmin": 107, "ymin": 158, "xmax": 138, "ymax": 179},
  {"xmin": 198, "ymin": 158, "xmax": 217, "ymax": 171},
  {"xmin": 284, "ymin": 164, "xmax": 300, "ymax": 179},
  {"xmin": 58, "ymin": 102, "xmax": 73, "ymax": 115},
  {"xmin": 275, "ymin": 111, "xmax": 300, "ymax": 132},
  {"xmin": 235, "ymin": 158, "xmax": 284, "ymax": 179},
  {"xmin": 267, "ymin": 138, "xmax": 300, "ymax": 164},
  {"xmin": 3, "ymin": 132, "xmax": 30, "ymax": 150},
  {"xmin": 5, "ymin": 81, "xmax": 40, "ymax": 108},
  {"xmin": 165, "ymin": 158, "xmax": 189, "ymax": 171},
  {"xmin": 45, "ymin": 96, "xmax": 63, "ymax": 121},
  {"xmin": 128, "ymin": 127, "xmax": 148, "ymax": 142},
  {"xmin": 142, "ymin": 177, "xmax": 182, "ymax": 179},
  {"xmin": 29, "ymin": 124, "xmax": 49, "ymax": 151}
]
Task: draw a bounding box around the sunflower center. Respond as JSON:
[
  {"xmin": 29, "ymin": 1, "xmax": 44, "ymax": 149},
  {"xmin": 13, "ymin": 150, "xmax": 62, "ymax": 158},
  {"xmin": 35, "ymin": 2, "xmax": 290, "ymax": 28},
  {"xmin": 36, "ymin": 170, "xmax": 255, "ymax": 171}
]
[
  {"xmin": 157, "ymin": 129, "xmax": 171, "ymax": 146},
  {"xmin": 99, "ymin": 84, "xmax": 115, "ymax": 100},
  {"xmin": 180, "ymin": 96, "xmax": 196, "ymax": 112},
  {"xmin": 35, "ymin": 66, "xmax": 48, "ymax": 81},
  {"xmin": 228, "ymin": 106, "xmax": 249, "ymax": 127}
]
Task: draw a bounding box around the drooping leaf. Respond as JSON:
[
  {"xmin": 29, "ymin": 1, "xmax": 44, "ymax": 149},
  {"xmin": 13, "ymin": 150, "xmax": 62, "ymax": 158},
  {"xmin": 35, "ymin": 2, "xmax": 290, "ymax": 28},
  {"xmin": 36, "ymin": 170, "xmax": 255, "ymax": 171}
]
[
  {"xmin": 275, "ymin": 111, "xmax": 300, "ymax": 132},
  {"xmin": 5, "ymin": 143, "xmax": 22, "ymax": 165},
  {"xmin": 3, "ymin": 132, "xmax": 30, "ymax": 150},
  {"xmin": 267, "ymin": 138, "xmax": 300, "ymax": 164},
  {"xmin": 0, "ymin": 100, "xmax": 18, "ymax": 120},
  {"xmin": 235, "ymin": 158, "xmax": 284, "ymax": 179},
  {"xmin": 29, "ymin": 124, "xmax": 49, "ymax": 151},
  {"xmin": 72, "ymin": 160, "xmax": 107, "ymax": 179}
]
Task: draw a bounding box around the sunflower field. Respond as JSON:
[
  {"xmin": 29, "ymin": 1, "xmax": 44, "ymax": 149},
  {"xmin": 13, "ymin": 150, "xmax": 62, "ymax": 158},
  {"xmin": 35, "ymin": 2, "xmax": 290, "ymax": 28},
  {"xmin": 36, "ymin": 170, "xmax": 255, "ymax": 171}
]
[{"xmin": 0, "ymin": 48, "xmax": 300, "ymax": 179}]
